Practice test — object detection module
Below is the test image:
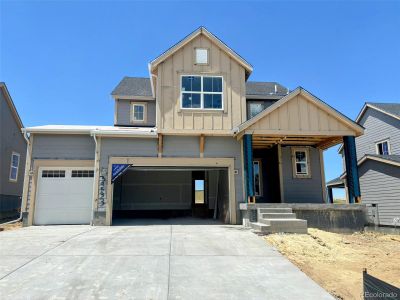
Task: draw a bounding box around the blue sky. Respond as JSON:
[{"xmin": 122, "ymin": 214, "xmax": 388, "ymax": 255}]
[{"xmin": 1, "ymin": 1, "xmax": 399, "ymax": 189}]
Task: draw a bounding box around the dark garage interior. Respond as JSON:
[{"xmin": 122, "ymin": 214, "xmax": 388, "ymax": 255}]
[{"xmin": 112, "ymin": 167, "xmax": 230, "ymax": 223}]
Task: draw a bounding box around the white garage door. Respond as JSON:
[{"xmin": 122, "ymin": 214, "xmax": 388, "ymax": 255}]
[{"xmin": 34, "ymin": 167, "xmax": 94, "ymax": 225}]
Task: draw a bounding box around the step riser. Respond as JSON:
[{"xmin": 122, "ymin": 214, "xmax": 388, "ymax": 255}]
[
  {"xmin": 258, "ymin": 208, "xmax": 293, "ymax": 214},
  {"xmin": 260, "ymin": 213, "xmax": 297, "ymax": 219}
]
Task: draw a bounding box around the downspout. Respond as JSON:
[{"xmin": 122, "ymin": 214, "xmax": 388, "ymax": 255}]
[{"xmin": 0, "ymin": 129, "xmax": 30, "ymax": 225}]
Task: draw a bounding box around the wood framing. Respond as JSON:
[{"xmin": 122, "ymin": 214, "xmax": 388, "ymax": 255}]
[
  {"xmin": 27, "ymin": 159, "xmax": 95, "ymax": 226},
  {"xmin": 106, "ymin": 157, "xmax": 236, "ymax": 225},
  {"xmin": 199, "ymin": 134, "xmax": 205, "ymax": 158}
]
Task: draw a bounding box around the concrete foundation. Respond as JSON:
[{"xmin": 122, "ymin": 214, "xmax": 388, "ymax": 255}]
[{"xmin": 241, "ymin": 203, "xmax": 367, "ymax": 233}]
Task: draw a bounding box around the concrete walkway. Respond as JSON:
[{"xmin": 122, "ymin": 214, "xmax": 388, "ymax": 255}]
[{"xmin": 0, "ymin": 218, "xmax": 334, "ymax": 299}]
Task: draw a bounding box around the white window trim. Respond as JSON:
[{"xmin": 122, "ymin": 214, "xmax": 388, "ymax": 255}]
[
  {"xmin": 375, "ymin": 139, "xmax": 391, "ymax": 155},
  {"xmin": 9, "ymin": 152, "xmax": 20, "ymax": 182},
  {"xmin": 253, "ymin": 159, "xmax": 263, "ymax": 196},
  {"xmin": 194, "ymin": 48, "xmax": 209, "ymax": 65},
  {"xmin": 180, "ymin": 75, "xmax": 224, "ymax": 111},
  {"xmin": 291, "ymin": 147, "xmax": 311, "ymax": 179},
  {"xmin": 130, "ymin": 102, "xmax": 147, "ymax": 123}
]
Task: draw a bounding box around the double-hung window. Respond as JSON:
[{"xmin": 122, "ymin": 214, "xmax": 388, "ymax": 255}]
[
  {"xmin": 292, "ymin": 148, "xmax": 311, "ymax": 178},
  {"xmin": 9, "ymin": 152, "xmax": 20, "ymax": 182},
  {"xmin": 131, "ymin": 103, "xmax": 146, "ymax": 122},
  {"xmin": 181, "ymin": 75, "xmax": 223, "ymax": 110},
  {"xmin": 376, "ymin": 140, "xmax": 390, "ymax": 155}
]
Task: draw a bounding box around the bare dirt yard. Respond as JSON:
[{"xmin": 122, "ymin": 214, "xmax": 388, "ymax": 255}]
[
  {"xmin": 265, "ymin": 228, "xmax": 400, "ymax": 300},
  {"xmin": 0, "ymin": 221, "xmax": 22, "ymax": 232}
]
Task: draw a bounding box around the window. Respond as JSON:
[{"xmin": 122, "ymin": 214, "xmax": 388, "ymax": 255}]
[
  {"xmin": 376, "ymin": 140, "xmax": 390, "ymax": 155},
  {"xmin": 42, "ymin": 170, "xmax": 66, "ymax": 178},
  {"xmin": 9, "ymin": 152, "xmax": 20, "ymax": 181},
  {"xmin": 131, "ymin": 103, "xmax": 146, "ymax": 122},
  {"xmin": 194, "ymin": 179, "xmax": 205, "ymax": 204},
  {"xmin": 72, "ymin": 170, "xmax": 94, "ymax": 177},
  {"xmin": 181, "ymin": 75, "xmax": 223, "ymax": 109},
  {"xmin": 253, "ymin": 160, "xmax": 262, "ymax": 196},
  {"xmin": 249, "ymin": 103, "xmax": 264, "ymax": 118},
  {"xmin": 292, "ymin": 148, "xmax": 311, "ymax": 178},
  {"xmin": 195, "ymin": 48, "xmax": 208, "ymax": 64}
]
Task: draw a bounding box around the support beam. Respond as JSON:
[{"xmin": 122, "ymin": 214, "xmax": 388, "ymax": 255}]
[
  {"xmin": 158, "ymin": 134, "xmax": 163, "ymax": 158},
  {"xmin": 327, "ymin": 187, "xmax": 333, "ymax": 204},
  {"xmin": 243, "ymin": 134, "xmax": 254, "ymax": 202},
  {"xmin": 343, "ymin": 136, "xmax": 361, "ymax": 203},
  {"xmin": 199, "ymin": 134, "xmax": 205, "ymax": 158}
]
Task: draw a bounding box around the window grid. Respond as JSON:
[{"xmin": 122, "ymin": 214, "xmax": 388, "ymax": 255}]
[
  {"xmin": 42, "ymin": 170, "xmax": 66, "ymax": 178},
  {"xmin": 132, "ymin": 104, "xmax": 145, "ymax": 122},
  {"xmin": 72, "ymin": 170, "xmax": 94, "ymax": 178},
  {"xmin": 181, "ymin": 75, "xmax": 223, "ymax": 110}
]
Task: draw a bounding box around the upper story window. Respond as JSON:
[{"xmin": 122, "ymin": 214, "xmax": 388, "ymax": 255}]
[
  {"xmin": 195, "ymin": 48, "xmax": 208, "ymax": 64},
  {"xmin": 292, "ymin": 147, "xmax": 311, "ymax": 178},
  {"xmin": 131, "ymin": 103, "xmax": 146, "ymax": 122},
  {"xmin": 9, "ymin": 152, "xmax": 20, "ymax": 182},
  {"xmin": 181, "ymin": 75, "xmax": 223, "ymax": 110},
  {"xmin": 249, "ymin": 103, "xmax": 264, "ymax": 118},
  {"xmin": 376, "ymin": 139, "xmax": 390, "ymax": 155}
]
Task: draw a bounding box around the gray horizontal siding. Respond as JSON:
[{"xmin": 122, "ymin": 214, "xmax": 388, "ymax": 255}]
[
  {"xmin": 356, "ymin": 108, "xmax": 400, "ymax": 160},
  {"xmin": 163, "ymin": 136, "xmax": 200, "ymax": 157},
  {"xmin": 100, "ymin": 138, "xmax": 158, "ymax": 168},
  {"xmin": 204, "ymin": 137, "xmax": 243, "ymax": 215},
  {"xmin": 359, "ymin": 160, "xmax": 400, "ymax": 226},
  {"xmin": 32, "ymin": 134, "xmax": 95, "ymax": 160},
  {"xmin": 282, "ymin": 146, "xmax": 324, "ymax": 203},
  {"xmin": 116, "ymin": 99, "xmax": 156, "ymax": 126}
]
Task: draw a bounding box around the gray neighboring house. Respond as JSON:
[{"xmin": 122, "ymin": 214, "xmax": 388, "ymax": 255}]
[
  {"xmin": 328, "ymin": 103, "xmax": 400, "ymax": 226},
  {"xmin": 21, "ymin": 27, "xmax": 364, "ymax": 227},
  {"xmin": 0, "ymin": 83, "xmax": 27, "ymax": 221}
]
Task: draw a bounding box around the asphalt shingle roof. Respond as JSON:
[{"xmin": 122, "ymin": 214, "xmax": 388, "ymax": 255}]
[
  {"xmin": 366, "ymin": 154, "xmax": 400, "ymax": 165},
  {"xmin": 111, "ymin": 77, "xmax": 153, "ymax": 97},
  {"xmin": 367, "ymin": 102, "xmax": 400, "ymax": 118},
  {"xmin": 111, "ymin": 77, "xmax": 289, "ymax": 98}
]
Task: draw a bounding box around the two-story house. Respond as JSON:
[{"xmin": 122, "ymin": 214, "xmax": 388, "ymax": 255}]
[
  {"xmin": 21, "ymin": 27, "xmax": 364, "ymax": 227},
  {"xmin": 0, "ymin": 83, "xmax": 27, "ymax": 221},
  {"xmin": 328, "ymin": 103, "xmax": 400, "ymax": 226}
]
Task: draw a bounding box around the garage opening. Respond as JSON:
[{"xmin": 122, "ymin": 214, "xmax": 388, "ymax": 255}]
[{"xmin": 112, "ymin": 167, "xmax": 229, "ymax": 223}]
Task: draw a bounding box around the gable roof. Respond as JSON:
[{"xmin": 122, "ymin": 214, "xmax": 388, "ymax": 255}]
[
  {"xmin": 235, "ymin": 87, "xmax": 364, "ymax": 136},
  {"xmin": 0, "ymin": 82, "xmax": 24, "ymax": 129},
  {"xmin": 111, "ymin": 77, "xmax": 287, "ymax": 99},
  {"xmin": 149, "ymin": 27, "xmax": 253, "ymax": 78},
  {"xmin": 358, "ymin": 154, "xmax": 400, "ymax": 167},
  {"xmin": 356, "ymin": 102, "xmax": 400, "ymax": 123}
]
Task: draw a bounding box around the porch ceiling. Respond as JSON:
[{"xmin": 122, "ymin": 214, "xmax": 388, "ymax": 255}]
[{"xmin": 252, "ymin": 135, "xmax": 342, "ymax": 150}]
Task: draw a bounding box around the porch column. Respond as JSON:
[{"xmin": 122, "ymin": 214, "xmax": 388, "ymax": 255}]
[
  {"xmin": 343, "ymin": 136, "xmax": 361, "ymax": 203},
  {"xmin": 243, "ymin": 134, "xmax": 255, "ymax": 202},
  {"xmin": 327, "ymin": 187, "xmax": 333, "ymax": 204}
]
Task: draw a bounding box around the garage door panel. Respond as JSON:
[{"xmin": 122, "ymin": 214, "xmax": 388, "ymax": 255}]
[{"xmin": 34, "ymin": 167, "xmax": 93, "ymax": 225}]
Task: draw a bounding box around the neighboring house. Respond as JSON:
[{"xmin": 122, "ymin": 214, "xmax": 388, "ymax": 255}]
[
  {"xmin": 21, "ymin": 27, "xmax": 363, "ymax": 226},
  {"xmin": 0, "ymin": 83, "xmax": 27, "ymax": 221},
  {"xmin": 327, "ymin": 103, "xmax": 400, "ymax": 226}
]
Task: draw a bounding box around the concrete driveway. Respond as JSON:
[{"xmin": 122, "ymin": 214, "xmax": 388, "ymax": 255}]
[{"xmin": 0, "ymin": 219, "xmax": 333, "ymax": 300}]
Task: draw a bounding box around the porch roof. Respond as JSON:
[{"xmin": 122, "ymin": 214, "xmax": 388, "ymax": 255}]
[{"xmin": 234, "ymin": 87, "xmax": 364, "ymax": 150}]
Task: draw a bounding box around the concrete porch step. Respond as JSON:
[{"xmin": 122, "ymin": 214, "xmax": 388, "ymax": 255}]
[
  {"xmin": 259, "ymin": 219, "xmax": 308, "ymax": 234},
  {"xmin": 250, "ymin": 222, "xmax": 271, "ymax": 233},
  {"xmin": 258, "ymin": 208, "xmax": 293, "ymax": 214},
  {"xmin": 260, "ymin": 213, "xmax": 297, "ymax": 219}
]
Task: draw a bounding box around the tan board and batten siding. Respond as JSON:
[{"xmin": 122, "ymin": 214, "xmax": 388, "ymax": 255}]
[
  {"xmin": 156, "ymin": 34, "xmax": 246, "ymax": 134},
  {"xmin": 246, "ymin": 94, "xmax": 356, "ymax": 136}
]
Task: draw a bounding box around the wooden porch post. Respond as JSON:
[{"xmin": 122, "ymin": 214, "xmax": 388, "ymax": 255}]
[
  {"xmin": 343, "ymin": 136, "xmax": 361, "ymax": 203},
  {"xmin": 243, "ymin": 134, "xmax": 255, "ymax": 203}
]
